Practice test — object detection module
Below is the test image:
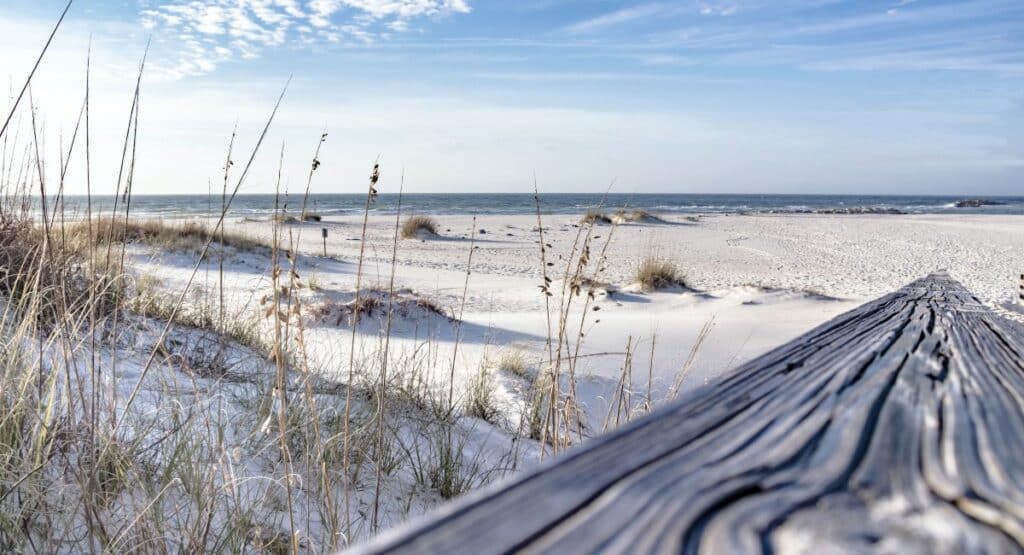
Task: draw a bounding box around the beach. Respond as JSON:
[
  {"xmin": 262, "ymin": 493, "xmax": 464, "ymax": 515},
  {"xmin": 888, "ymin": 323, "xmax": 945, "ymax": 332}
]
[
  {"xmin": 7, "ymin": 0, "xmax": 1024, "ymax": 548},
  {"xmin": 7, "ymin": 204, "xmax": 1024, "ymax": 547},
  {"xmin": 129, "ymin": 211, "xmax": 1024, "ymax": 439}
]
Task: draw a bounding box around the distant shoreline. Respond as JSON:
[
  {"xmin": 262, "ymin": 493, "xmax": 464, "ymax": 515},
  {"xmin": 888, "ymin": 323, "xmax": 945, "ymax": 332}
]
[{"xmin": 41, "ymin": 193, "xmax": 1024, "ymax": 218}]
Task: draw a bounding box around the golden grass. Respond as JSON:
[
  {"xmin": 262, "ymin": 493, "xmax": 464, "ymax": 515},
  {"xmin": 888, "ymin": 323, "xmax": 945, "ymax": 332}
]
[
  {"xmin": 635, "ymin": 257, "xmax": 686, "ymax": 291},
  {"xmin": 494, "ymin": 348, "xmax": 530, "ymax": 379},
  {"xmin": 611, "ymin": 209, "xmax": 665, "ymax": 224},
  {"xmin": 400, "ymin": 215, "xmax": 439, "ymax": 239},
  {"xmin": 69, "ymin": 217, "xmax": 268, "ymax": 254},
  {"xmin": 580, "ymin": 210, "xmax": 611, "ymax": 225}
]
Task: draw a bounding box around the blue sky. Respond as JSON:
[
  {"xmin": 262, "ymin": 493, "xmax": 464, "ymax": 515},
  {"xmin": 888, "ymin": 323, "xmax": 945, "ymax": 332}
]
[{"xmin": 2, "ymin": 0, "xmax": 1023, "ymax": 195}]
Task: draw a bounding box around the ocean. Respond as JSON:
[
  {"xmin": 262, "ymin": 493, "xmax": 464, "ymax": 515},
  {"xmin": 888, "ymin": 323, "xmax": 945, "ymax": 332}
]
[{"xmin": 54, "ymin": 193, "xmax": 1024, "ymax": 218}]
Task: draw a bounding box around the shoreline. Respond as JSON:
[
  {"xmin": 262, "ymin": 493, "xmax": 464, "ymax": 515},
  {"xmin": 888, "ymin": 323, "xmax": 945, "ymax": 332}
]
[{"xmin": 38, "ymin": 192, "xmax": 1024, "ymax": 220}]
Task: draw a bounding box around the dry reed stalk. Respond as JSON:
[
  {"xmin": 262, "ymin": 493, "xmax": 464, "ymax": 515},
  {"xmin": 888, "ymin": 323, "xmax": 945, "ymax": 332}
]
[
  {"xmin": 101, "ymin": 45, "xmax": 147, "ymax": 430},
  {"xmin": 533, "ymin": 180, "xmax": 554, "ymax": 363},
  {"xmin": 290, "ymin": 132, "xmax": 339, "ymax": 547},
  {"xmin": 669, "ymin": 316, "xmax": 716, "ymax": 399},
  {"xmin": 0, "ymin": 0, "xmax": 73, "ymax": 140},
  {"xmin": 563, "ymin": 198, "xmax": 621, "ymax": 443},
  {"xmin": 218, "ymin": 126, "xmax": 236, "ymax": 345},
  {"xmin": 298, "ymin": 131, "xmax": 327, "ymax": 224},
  {"xmin": 447, "ymin": 216, "xmax": 477, "ymax": 416},
  {"xmin": 645, "ymin": 333, "xmax": 656, "ymax": 414},
  {"xmin": 622, "ymin": 337, "xmax": 633, "ymax": 426},
  {"xmin": 539, "ymin": 210, "xmax": 593, "ymax": 454},
  {"xmin": 539, "ymin": 190, "xmax": 616, "ymax": 450},
  {"xmin": 270, "ymin": 144, "xmax": 299, "ymax": 555},
  {"xmin": 342, "ymin": 160, "xmax": 379, "ymax": 544},
  {"xmin": 373, "ymin": 172, "xmax": 403, "ymax": 532},
  {"xmin": 603, "ymin": 336, "xmax": 633, "ymax": 432}
]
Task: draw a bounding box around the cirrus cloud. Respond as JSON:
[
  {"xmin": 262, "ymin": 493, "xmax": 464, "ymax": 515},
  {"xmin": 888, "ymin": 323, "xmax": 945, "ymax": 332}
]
[{"xmin": 140, "ymin": 0, "xmax": 471, "ymax": 79}]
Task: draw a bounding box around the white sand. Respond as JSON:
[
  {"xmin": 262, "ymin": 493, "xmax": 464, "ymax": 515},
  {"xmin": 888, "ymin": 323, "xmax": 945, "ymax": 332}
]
[
  {"xmin": 119, "ymin": 211, "xmax": 1024, "ymax": 539},
  {"xmin": 129, "ymin": 212, "xmax": 1024, "ymax": 436},
  {"xmin": 260, "ymin": 212, "xmax": 1019, "ymax": 305}
]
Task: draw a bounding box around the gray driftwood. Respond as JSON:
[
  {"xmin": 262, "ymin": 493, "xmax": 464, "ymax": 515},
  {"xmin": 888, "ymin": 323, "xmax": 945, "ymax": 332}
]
[{"xmin": 352, "ymin": 273, "xmax": 1024, "ymax": 554}]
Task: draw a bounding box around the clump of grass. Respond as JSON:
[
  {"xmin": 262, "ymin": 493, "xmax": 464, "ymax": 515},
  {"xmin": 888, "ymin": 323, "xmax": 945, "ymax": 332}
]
[
  {"xmin": 301, "ymin": 213, "xmax": 322, "ymax": 222},
  {"xmin": 400, "ymin": 215, "xmax": 438, "ymax": 239},
  {"xmin": 634, "ymin": 257, "xmax": 686, "ymax": 291},
  {"xmin": 466, "ymin": 366, "xmax": 497, "ymax": 423},
  {"xmin": 408, "ymin": 297, "xmax": 449, "ymax": 318},
  {"xmin": 315, "ymin": 288, "xmax": 451, "ymax": 327},
  {"xmin": 349, "ymin": 294, "xmax": 384, "ymax": 316},
  {"xmin": 494, "ymin": 348, "xmax": 530, "ymax": 379},
  {"xmin": 610, "ymin": 209, "xmax": 665, "ymax": 225},
  {"xmin": 71, "ymin": 218, "xmax": 267, "ymax": 255},
  {"xmin": 0, "ymin": 216, "xmax": 101, "ymax": 321},
  {"xmin": 580, "ymin": 210, "xmax": 611, "ymax": 225}
]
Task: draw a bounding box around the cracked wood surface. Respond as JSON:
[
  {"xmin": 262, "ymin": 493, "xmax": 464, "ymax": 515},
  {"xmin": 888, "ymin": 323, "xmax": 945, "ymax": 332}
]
[{"xmin": 353, "ymin": 273, "xmax": 1024, "ymax": 554}]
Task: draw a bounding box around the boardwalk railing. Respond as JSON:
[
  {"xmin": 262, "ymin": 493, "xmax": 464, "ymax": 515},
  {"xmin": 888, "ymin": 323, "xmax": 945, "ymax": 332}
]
[{"xmin": 352, "ymin": 272, "xmax": 1024, "ymax": 554}]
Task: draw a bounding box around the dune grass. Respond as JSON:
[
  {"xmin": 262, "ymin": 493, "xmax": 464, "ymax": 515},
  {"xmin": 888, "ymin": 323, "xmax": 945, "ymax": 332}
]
[
  {"xmin": 466, "ymin": 366, "xmax": 498, "ymax": 423},
  {"xmin": 400, "ymin": 215, "xmax": 439, "ymax": 239},
  {"xmin": 611, "ymin": 208, "xmax": 666, "ymax": 225},
  {"xmin": 580, "ymin": 210, "xmax": 612, "ymax": 225},
  {"xmin": 494, "ymin": 348, "xmax": 530, "ymax": 378},
  {"xmin": 68, "ymin": 217, "xmax": 269, "ymax": 255},
  {"xmin": 635, "ymin": 257, "xmax": 687, "ymax": 291}
]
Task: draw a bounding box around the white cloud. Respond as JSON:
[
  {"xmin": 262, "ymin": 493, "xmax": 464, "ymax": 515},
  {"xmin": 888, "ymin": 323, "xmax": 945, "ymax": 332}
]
[
  {"xmin": 697, "ymin": 1, "xmax": 739, "ymax": 16},
  {"xmin": 140, "ymin": 0, "xmax": 471, "ymax": 79},
  {"xmin": 564, "ymin": 3, "xmax": 671, "ymax": 34}
]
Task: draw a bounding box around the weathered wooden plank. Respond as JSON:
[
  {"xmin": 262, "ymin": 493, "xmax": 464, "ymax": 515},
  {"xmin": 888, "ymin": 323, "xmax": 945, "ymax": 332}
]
[{"xmin": 351, "ymin": 273, "xmax": 1024, "ymax": 554}]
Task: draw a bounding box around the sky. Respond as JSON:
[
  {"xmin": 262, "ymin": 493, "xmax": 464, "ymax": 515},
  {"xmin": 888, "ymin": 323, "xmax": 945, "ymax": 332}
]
[{"xmin": 1, "ymin": 0, "xmax": 1023, "ymax": 195}]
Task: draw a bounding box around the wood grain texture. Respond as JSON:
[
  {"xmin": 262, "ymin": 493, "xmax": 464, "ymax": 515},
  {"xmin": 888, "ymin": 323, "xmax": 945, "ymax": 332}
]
[{"xmin": 351, "ymin": 273, "xmax": 1024, "ymax": 554}]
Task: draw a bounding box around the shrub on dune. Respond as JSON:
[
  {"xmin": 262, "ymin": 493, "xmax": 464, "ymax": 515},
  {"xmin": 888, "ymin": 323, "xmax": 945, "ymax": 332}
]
[
  {"xmin": 494, "ymin": 348, "xmax": 530, "ymax": 379},
  {"xmin": 401, "ymin": 215, "xmax": 439, "ymax": 239},
  {"xmin": 580, "ymin": 210, "xmax": 612, "ymax": 225},
  {"xmin": 69, "ymin": 218, "xmax": 267, "ymax": 254},
  {"xmin": 634, "ymin": 257, "xmax": 686, "ymax": 292},
  {"xmin": 611, "ymin": 209, "xmax": 666, "ymax": 225}
]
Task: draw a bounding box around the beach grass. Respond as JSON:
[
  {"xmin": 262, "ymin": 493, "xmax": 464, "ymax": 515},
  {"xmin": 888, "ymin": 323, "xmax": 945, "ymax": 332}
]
[
  {"xmin": 400, "ymin": 215, "xmax": 439, "ymax": 239},
  {"xmin": 635, "ymin": 257, "xmax": 687, "ymax": 291},
  {"xmin": 580, "ymin": 209, "xmax": 612, "ymax": 225},
  {"xmin": 69, "ymin": 217, "xmax": 269, "ymax": 254}
]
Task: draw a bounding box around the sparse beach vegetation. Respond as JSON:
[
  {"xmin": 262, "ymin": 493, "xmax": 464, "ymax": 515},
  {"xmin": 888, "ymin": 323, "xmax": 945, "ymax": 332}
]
[
  {"xmin": 401, "ymin": 215, "xmax": 439, "ymax": 239},
  {"xmin": 70, "ymin": 217, "xmax": 269, "ymax": 254},
  {"xmin": 494, "ymin": 347, "xmax": 530, "ymax": 379},
  {"xmin": 610, "ymin": 209, "xmax": 667, "ymax": 225},
  {"xmin": 634, "ymin": 257, "xmax": 687, "ymax": 291},
  {"xmin": 580, "ymin": 209, "xmax": 612, "ymax": 225}
]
